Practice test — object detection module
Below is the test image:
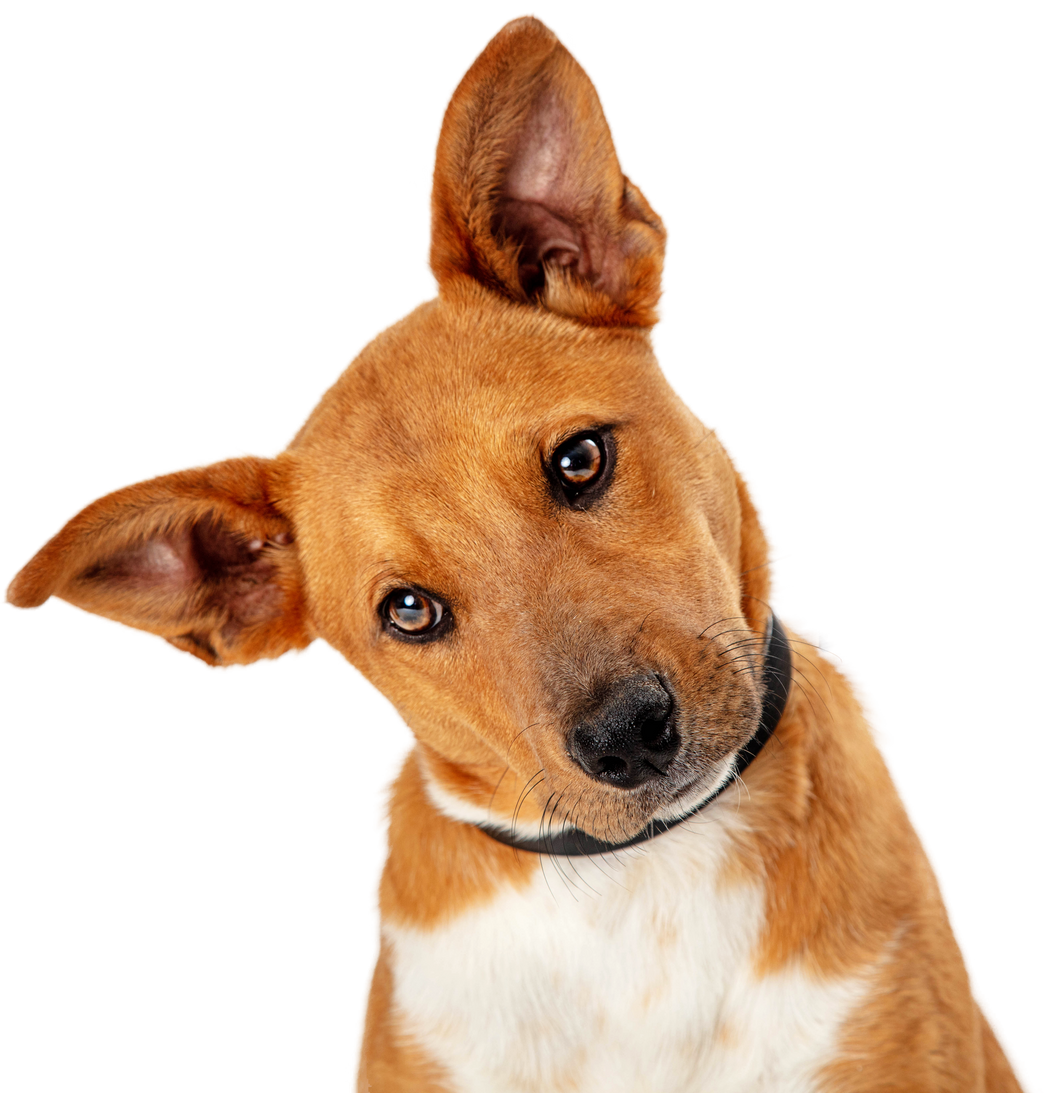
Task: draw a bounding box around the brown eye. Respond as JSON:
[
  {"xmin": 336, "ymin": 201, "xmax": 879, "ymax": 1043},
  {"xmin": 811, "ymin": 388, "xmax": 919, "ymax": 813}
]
[
  {"xmin": 556, "ymin": 436, "xmax": 602, "ymax": 485},
  {"xmin": 546, "ymin": 428, "xmax": 612, "ymax": 509},
  {"xmin": 383, "ymin": 588, "xmax": 445, "ymax": 638}
]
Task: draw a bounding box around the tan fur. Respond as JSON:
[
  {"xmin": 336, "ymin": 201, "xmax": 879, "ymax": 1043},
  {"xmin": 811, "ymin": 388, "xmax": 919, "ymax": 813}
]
[
  {"xmin": 717, "ymin": 651, "xmax": 1023, "ymax": 1089},
  {"xmin": 379, "ymin": 751, "xmax": 537, "ymax": 929},
  {"xmin": 360, "ymin": 944, "xmax": 453, "ymax": 1093},
  {"xmin": 7, "ymin": 17, "xmax": 1022, "ymax": 1092}
]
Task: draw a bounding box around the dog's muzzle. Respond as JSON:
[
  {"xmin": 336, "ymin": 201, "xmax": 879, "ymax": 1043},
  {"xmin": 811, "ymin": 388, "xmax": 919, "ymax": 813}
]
[{"xmin": 476, "ymin": 612, "xmax": 792, "ymax": 856}]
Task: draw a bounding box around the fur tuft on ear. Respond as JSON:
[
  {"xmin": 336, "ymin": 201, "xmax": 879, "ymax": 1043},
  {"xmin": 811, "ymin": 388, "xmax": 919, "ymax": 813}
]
[
  {"xmin": 7, "ymin": 457, "xmax": 312, "ymax": 666},
  {"xmin": 430, "ymin": 17, "xmax": 666, "ymax": 327}
]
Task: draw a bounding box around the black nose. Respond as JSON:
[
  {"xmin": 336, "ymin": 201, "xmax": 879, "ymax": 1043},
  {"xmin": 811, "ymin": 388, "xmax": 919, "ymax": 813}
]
[{"xmin": 569, "ymin": 674, "xmax": 679, "ymax": 788}]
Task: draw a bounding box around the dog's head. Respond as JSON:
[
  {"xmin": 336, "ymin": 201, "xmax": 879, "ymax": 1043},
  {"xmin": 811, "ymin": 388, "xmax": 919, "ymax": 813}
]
[{"xmin": 9, "ymin": 19, "xmax": 772, "ymax": 842}]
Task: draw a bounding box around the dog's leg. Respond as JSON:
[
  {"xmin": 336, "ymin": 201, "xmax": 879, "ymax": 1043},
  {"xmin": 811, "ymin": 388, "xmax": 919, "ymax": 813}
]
[{"xmin": 358, "ymin": 945, "xmax": 452, "ymax": 1093}]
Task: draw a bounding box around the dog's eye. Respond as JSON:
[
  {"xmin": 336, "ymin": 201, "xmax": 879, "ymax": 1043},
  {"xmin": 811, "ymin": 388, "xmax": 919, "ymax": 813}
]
[
  {"xmin": 382, "ymin": 588, "xmax": 446, "ymax": 638},
  {"xmin": 548, "ymin": 430, "xmax": 614, "ymax": 508},
  {"xmin": 556, "ymin": 436, "xmax": 602, "ymax": 485}
]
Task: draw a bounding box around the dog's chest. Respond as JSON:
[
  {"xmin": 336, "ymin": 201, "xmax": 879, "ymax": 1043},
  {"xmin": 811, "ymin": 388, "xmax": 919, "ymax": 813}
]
[{"xmin": 385, "ymin": 826, "xmax": 869, "ymax": 1093}]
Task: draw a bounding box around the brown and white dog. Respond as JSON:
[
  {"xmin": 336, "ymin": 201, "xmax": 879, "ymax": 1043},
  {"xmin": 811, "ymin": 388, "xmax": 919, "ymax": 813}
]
[{"xmin": 8, "ymin": 17, "xmax": 1023, "ymax": 1093}]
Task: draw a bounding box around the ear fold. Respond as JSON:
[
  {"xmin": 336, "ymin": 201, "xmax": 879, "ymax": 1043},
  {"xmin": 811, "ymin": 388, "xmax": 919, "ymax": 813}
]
[
  {"xmin": 7, "ymin": 457, "xmax": 311, "ymax": 666},
  {"xmin": 431, "ymin": 17, "xmax": 666, "ymax": 327}
]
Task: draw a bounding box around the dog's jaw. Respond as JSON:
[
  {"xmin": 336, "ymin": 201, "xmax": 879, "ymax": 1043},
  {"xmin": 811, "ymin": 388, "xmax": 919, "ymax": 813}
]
[{"xmin": 419, "ymin": 746, "xmax": 740, "ymax": 843}]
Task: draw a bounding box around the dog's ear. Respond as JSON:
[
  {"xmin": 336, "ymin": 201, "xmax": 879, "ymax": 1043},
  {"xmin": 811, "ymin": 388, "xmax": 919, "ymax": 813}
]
[
  {"xmin": 430, "ymin": 17, "xmax": 665, "ymax": 327},
  {"xmin": 7, "ymin": 457, "xmax": 311, "ymax": 666}
]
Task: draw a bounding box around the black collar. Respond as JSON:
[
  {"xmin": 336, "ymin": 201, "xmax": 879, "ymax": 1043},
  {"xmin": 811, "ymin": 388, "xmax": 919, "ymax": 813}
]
[{"xmin": 476, "ymin": 612, "xmax": 792, "ymax": 856}]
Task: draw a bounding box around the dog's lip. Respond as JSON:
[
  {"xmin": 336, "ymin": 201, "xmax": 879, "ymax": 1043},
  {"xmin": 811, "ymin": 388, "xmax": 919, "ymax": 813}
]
[
  {"xmin": 651, "ymin": 751, "xmax": 739, "ymax": 821},
  {"xmin": 670, "ymin": 774, "xmax": 703, "ymax": 797},
  {"xmin": 663, "ymin": 773, "xmax": 709, "ymax": 806}
]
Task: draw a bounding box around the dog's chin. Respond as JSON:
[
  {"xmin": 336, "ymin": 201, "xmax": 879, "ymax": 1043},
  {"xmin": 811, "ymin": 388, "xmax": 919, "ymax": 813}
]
[
  {"xmin": 650, "ymin": 752, "xmax": 739, "ymax": 824},
  {"xmin": 564, "ymin": 750, "xmax": 740, "ymax": 843}
]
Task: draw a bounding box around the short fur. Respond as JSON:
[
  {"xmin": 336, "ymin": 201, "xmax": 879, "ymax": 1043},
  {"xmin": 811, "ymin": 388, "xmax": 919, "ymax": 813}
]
[{"xmin": 8, "ymin": 17, "xmax": 1022, "ymax": 1093}]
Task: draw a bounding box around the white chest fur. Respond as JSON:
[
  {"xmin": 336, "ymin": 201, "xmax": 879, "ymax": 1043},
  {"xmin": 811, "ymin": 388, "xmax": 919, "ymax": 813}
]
[{"xmin": 384, "ymin": 814, "xmax": 871, "ymax": 1093}]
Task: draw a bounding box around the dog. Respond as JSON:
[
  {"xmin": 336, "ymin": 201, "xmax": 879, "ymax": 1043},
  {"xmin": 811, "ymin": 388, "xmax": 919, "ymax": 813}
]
[{"xmin": 7, "ymin": 16, "xmax": 1023, "ymax": 1092}]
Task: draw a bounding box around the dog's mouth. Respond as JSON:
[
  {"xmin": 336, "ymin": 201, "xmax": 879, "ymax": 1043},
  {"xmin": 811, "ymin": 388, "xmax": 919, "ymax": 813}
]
[
  {"xmin": 431, "ymin": 621, "xmax": 787, "ymax": 850},
  {"xmin": 545, "ymin": 658, "xmax": 766, "ymax": 842},
  {"xmin": 546, "ymin": 730, "xmax": 750, "ymax": 844},
  {"xmin": 650, "ymin": 752, "xmax": 743, "ymax": 821}
]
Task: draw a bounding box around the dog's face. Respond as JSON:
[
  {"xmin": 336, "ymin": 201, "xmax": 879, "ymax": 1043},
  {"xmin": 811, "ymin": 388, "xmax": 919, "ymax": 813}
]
[
  {"xmin": 287, "ymin": 288, "xmax": 764, "ymax": 838},
  {"xmin": 8, "ymin": 19, "xmax": 770, "ymax": 841}
]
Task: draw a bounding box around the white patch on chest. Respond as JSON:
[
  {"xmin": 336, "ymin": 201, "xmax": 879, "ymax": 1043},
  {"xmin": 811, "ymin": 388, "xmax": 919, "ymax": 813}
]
[{"xmin": 385, "ymin": 814, "xmax": 871, "ymax": 1093}]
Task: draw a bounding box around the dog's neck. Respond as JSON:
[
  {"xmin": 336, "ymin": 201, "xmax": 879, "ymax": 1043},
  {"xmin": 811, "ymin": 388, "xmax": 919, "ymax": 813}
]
[{"xmin": 474, "ymin": 612, "xmax": 791, "ymax": 856}]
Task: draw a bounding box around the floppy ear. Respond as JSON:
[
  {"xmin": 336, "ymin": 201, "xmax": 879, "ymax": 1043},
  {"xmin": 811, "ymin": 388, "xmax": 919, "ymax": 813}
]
[
  {"xmin": 430, "ymin": 17, "xmax": 665, "ymax": 327},
  {"xmin": 7, "ymin": 457, "xmax": 311, "ymax": 666}
]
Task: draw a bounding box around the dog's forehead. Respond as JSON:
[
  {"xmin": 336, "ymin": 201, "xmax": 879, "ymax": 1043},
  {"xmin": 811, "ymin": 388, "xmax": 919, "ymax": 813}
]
[
  {"xmin": 388, "ymin": 297, "xmax": 655, "ymax": 423},
  {"xmin": 293, "ymin": 294, "xmax": 665, "ymax": 491},
  {"xmin": 285, "ymin": 293, "xmax": 691, "ymax": 612}
]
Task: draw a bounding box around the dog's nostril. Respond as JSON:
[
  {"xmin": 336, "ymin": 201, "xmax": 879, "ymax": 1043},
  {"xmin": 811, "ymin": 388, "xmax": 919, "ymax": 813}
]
[
  {"xmin": 640, "ymin": 715, "xmax": 671, "ymax": 749},
  {"xmin": 568, "ymin": 674, "xmax": 680, "ymax": 788}
]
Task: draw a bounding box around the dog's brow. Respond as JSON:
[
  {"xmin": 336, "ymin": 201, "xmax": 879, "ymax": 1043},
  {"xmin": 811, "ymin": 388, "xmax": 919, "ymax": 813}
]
[
  {"xmin": 543, "ymin": 420, "xmax": 609, "ymax": 447},
  {"xmin": 364, "ymin": 566, "xmax": 420, "ymax": 596}
]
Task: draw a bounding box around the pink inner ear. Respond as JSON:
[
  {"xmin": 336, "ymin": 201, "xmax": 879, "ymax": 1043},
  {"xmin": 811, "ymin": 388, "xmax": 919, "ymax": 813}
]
[
  {"xmin": 81, "ymin": 527, "xmax": 199, "ymax": 590},
  {"xmin": 78, "ymin": 515, "xmax": 284, "ymax": 641},
  {"xmin": 495, "ymin": 92, "xmax": 592, "ymax": 295},
  {"xmin": 505, "ymin": 92, "xmax": 572, "ymax": 206},
  {"xmin": 495, "ymin": 200, "xmax": 585, "ymax": 295},
  {"xmin": 139, "ymin": 539, "xmax": 190, "ymax": 580}
]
